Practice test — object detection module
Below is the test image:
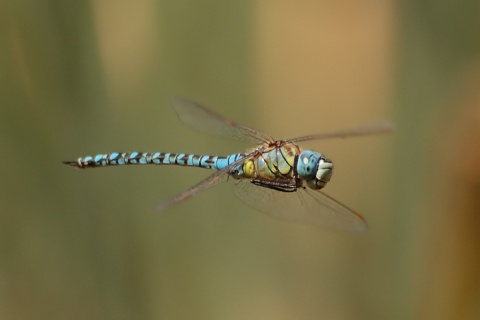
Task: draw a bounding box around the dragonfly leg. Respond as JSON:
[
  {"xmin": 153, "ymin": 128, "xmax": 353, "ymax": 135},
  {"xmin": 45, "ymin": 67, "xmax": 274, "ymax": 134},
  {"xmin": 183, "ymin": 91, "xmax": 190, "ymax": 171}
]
[{"xmin": 250, "ymin": 179, "xmax": 298, "ymax": 193}]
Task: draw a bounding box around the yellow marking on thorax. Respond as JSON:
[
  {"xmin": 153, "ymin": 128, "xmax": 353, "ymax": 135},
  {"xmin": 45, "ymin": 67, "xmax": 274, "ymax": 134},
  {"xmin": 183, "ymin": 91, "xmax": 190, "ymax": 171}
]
[{"xmin": 243, "ymin": 159, "xmax": 255, "ymax": 178}]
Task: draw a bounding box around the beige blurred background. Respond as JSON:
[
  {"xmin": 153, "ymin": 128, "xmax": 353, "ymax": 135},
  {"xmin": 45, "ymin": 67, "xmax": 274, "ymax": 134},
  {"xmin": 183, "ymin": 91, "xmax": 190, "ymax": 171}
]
[{"xmin": 1, "ymin": 1, "xmax": 479, "ymax": 319}]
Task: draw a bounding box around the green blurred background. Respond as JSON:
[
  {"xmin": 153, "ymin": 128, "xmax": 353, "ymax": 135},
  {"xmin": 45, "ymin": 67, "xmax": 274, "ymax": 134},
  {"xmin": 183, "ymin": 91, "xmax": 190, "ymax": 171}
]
[{"xmin": 2, "ymin": 1, "xmax": 480, "ymax": 319}]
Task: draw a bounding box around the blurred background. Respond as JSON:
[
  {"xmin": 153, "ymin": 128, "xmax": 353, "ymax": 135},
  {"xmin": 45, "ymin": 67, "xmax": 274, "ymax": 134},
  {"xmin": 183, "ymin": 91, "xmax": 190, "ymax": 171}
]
[{"xmin": 1, "ymin": 1, "xmax": 480, "ymax": 319}]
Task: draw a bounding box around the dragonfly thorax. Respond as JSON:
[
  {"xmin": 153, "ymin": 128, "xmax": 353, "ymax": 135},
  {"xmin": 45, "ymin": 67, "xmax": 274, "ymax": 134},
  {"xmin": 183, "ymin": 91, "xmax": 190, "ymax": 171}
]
[{"xmin": 297, "ymin": 150, "xmax": 333, "ymax": 190}]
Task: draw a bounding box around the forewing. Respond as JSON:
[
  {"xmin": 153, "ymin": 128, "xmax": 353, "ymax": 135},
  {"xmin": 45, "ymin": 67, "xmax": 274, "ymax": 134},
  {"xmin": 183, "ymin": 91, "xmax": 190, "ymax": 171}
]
[
  {"xmin": 290, "ymin": 122, "xmax": 395, "ymax": 143},
  {"xmin": 172, "ymin": 97, "xmax": 273, "ymax": 144},
  {"xmin": 232, "ymin": 179, "xmax": 367, "ymax": 232}
]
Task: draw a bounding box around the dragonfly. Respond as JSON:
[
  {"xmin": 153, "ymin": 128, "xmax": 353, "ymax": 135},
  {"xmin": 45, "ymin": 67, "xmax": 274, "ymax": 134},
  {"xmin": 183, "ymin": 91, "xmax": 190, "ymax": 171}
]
[{"xmin": 64, "ymin": 97, "xmax": 394, "ymax": 231}]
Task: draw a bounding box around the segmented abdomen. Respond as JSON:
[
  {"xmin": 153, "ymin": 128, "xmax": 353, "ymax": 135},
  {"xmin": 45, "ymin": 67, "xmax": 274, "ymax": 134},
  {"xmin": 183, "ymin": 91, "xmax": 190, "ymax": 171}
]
[{"xmin": 64, "ymin": 152, "xmax": 245, "ymax": 170}]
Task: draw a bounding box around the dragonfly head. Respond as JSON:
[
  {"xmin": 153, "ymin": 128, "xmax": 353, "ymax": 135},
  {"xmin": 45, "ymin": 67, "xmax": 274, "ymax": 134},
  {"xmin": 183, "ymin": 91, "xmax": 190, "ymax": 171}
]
[{"xmin": 297, "ymin": 151, "xmax": 333, "ymax": 190}]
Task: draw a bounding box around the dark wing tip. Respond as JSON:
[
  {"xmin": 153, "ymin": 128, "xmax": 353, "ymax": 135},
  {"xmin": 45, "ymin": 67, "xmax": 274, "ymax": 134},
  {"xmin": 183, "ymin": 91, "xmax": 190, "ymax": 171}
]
[{"xmin": 353, "ymin": 212, "xmax": 369, "ymax": 232}]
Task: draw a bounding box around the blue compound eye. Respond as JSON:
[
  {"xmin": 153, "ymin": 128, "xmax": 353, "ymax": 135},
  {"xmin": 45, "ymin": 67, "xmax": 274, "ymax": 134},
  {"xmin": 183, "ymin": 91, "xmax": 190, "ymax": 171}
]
[
  {"xmin": 297, "ymin": 151, "xmax": 333, "ymax": 190},
  {"xmin": 297, "ymin": 151, "xmax": 320, "ymax": 180}
]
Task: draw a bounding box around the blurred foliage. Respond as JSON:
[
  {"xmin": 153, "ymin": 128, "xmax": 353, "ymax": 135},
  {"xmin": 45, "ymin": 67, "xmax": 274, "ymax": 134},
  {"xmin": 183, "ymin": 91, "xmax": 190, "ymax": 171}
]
[{"xmin": 1, "ymin": 1, "xmax": 479, "ymax": 319}]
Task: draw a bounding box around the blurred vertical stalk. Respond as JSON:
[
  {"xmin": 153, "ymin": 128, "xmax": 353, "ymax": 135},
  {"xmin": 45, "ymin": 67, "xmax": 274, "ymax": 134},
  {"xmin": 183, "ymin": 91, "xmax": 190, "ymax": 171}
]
[
  {"xmin": 395, "ymin": 1, "xmax": 480, "ymax": 319},
  {"xmin": 415, "ymin": 68, "xmax": 480, "ymax": 320}
]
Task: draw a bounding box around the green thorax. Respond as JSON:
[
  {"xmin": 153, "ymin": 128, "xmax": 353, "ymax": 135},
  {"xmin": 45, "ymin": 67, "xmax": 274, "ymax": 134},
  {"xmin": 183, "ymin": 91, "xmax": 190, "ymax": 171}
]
[{"xmin": 242, "ymin": 142, "xmax": 300, "ymax": 180}]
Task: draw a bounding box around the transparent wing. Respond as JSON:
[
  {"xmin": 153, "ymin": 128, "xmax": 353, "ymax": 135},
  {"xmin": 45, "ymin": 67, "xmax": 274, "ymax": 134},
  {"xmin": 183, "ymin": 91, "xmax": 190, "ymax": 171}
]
[
  {"xmin": 232, "ymin": 179, "xmax": 367, "ymax": 232},
  {"xmin": 290, "ymin": 122, "xmax": 395, "ymax": 143},
  {"xmin": 172, "ymin": 97, "xmax": 274, "ymax": 144},
  {"xmin": 155, "ymin": 155, "xmax": 252, "ymax": 211}
]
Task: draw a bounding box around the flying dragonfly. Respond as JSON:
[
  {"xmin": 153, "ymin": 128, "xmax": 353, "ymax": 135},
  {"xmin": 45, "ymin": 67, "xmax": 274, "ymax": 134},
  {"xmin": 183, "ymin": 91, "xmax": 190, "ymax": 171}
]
[{"xmin": 64, "ymin": 97, "xmax": 394, "ymax": 231}]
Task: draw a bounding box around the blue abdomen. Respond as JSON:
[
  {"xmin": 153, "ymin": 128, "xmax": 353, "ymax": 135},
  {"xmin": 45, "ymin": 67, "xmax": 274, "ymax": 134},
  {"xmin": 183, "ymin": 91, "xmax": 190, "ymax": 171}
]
[{"xmin": 64, "ymin": 152, "xmax": 245, "ymax": 170}]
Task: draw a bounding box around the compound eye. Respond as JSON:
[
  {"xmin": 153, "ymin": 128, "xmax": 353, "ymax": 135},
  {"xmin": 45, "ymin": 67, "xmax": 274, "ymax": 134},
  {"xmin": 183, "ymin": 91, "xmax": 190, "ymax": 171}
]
[{"xmin": 297, "ymin": 151, "xmax": 322, "ymax": 180}]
